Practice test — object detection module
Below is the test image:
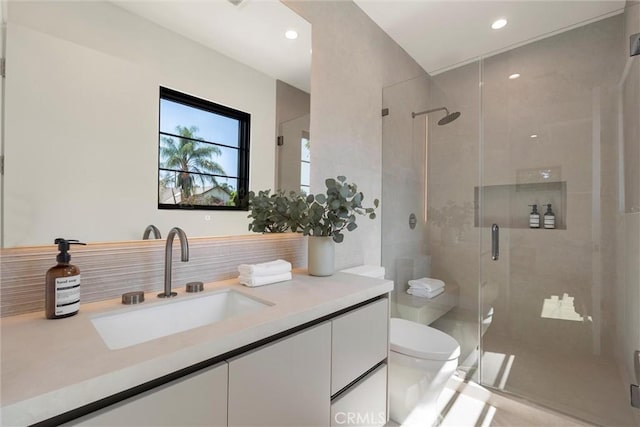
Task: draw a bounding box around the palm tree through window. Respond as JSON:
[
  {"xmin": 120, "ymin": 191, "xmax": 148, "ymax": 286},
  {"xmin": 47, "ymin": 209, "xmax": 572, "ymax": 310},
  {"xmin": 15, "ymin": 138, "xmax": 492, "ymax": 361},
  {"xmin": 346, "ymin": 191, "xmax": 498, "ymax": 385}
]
[{"xmin": 158, "ymin": 87, "xmax": 250, "ymax": 210}]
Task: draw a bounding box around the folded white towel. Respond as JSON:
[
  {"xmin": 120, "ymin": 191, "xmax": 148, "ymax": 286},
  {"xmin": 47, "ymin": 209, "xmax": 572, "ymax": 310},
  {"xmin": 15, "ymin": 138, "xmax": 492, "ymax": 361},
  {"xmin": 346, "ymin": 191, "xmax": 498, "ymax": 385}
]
[
  {"xmin": 238, "ymin": 259, "xmax": 292, "ymax": 277},
  {"xmin": 407, "ymin": 287, "xmax": 444, "ymax": 299},
  {"xmin": 239, "ymin": 272, "xmax": 292, "ymax": 287},
  {"xmin": 407, "ymin": 277, "xmax": 445, "ymax": 292}
]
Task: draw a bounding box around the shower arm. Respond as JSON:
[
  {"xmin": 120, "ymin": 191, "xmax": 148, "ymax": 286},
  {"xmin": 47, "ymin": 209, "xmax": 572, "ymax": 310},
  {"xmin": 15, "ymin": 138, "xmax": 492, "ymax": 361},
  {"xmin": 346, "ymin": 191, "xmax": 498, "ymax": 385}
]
[{"xmin": 411, "ymin": 107, "xmax": 450, "ymax": 119}]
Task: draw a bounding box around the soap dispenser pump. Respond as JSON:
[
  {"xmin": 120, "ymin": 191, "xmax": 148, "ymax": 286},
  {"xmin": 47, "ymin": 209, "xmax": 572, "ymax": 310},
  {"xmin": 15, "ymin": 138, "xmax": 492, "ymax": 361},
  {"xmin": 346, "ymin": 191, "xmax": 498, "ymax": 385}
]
[
  {"xmin": 45, "ymin": 238, "xmax": 86, "ymax": 319},
  {"xmin": 544, "ymin": 204, "xmax": 556, "ymax": 229},
  {"xmin": 529, "ymin": 204, "xmax": 540, "ymax": 229}
]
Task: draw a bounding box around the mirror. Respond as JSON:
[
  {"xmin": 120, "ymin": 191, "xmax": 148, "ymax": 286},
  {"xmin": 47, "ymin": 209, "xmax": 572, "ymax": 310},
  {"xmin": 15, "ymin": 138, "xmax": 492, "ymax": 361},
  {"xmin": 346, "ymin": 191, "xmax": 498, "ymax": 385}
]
[
  {"xmin": 1, "ymin": 0, "xmax": 310, "ymax": 247},
  {"xmin": 275, "ymin": 81, "xmax": 311, "ymax": 194}
]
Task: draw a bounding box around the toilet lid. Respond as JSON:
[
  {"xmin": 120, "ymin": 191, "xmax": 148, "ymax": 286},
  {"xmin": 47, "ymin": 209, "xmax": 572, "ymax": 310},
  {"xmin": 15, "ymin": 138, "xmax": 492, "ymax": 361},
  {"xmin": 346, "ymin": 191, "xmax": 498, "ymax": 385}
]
[{"xmin": 390, "ymin": 318, "xmax": 460, "ymax": 361}]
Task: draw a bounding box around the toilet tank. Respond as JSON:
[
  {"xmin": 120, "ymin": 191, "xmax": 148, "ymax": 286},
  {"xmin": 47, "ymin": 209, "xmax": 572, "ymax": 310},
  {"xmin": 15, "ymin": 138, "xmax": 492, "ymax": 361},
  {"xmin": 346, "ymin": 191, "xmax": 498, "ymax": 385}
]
[{"xmin": 340, "ymin": 265, "xmax": 386, "ymax": 280}]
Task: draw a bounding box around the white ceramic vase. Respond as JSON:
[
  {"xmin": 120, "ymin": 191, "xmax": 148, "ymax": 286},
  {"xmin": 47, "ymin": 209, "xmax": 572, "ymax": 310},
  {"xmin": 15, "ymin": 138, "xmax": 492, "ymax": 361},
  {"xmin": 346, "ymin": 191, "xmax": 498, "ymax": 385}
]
[{"xmin": 307, "ymin": 236, "xmax": 335, "ymax": 276}]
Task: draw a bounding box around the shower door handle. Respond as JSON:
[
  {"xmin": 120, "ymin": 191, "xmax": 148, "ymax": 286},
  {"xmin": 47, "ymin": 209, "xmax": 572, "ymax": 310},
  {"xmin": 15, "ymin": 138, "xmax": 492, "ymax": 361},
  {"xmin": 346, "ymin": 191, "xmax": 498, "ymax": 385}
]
[{"xmin": 491, "ymin": 224, "xmax": 499, "ymax": 261}]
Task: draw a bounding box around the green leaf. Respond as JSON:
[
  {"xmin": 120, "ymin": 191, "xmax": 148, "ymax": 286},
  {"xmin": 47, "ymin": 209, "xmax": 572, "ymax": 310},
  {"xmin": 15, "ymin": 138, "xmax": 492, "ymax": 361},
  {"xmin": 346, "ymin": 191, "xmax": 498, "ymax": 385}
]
[
  {"xmin": 374, "ymin": 199, "xmax": 380, "ymax": 208},
  {"xmin": 369, "ymin": 213, "xmax": 376, "ymax": 219},
  {"xmin": 337, "ymin": 175, "xmax": 346, "ymax": 183},
  {"xmin": 339, "ymin": 185, "xmax": 349, "ymax": 198},
  {"xmin": 333, "ymin": 233, "xmax": 344, "ymax": 243},
  {"xmin": 306, "ymin": 194, "xmax": 314, "ymax": 203},
  {"xmin": 346, "ymin": 222, "xmax": 357, "ymax": 232},
  {"xmin": 315, "ymin": 193, "xmax": 327, "ymax": 204},
  {"xmin": 325, "ymin": 178, "xmax": 337, "ymax": 189}
]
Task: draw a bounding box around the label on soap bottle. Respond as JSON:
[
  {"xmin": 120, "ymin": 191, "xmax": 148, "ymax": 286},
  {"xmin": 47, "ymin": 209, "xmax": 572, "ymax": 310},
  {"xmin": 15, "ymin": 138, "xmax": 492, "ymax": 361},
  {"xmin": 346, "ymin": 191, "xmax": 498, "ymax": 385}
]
[
  {"xmin": 55, "ymin": 275, "xmax": 80, "ymax": 316},
  {"xmin": 544, "ymin": 216, "xmax": 555, "ymax": 229},
  {"xmin": 529, "ymin": 215, "xmax": 540, "ymax": 228}
]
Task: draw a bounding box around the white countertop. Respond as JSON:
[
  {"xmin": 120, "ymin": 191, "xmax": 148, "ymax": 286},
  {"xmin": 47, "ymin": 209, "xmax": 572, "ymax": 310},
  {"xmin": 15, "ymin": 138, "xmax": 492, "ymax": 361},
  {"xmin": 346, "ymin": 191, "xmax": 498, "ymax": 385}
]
[{"xmin": 0, "ymin": 271, "xmax": 393, "ymax": 426}]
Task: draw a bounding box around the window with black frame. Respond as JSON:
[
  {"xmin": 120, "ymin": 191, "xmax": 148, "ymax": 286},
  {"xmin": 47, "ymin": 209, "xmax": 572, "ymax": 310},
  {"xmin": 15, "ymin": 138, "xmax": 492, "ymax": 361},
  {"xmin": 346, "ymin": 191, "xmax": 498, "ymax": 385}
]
[{"xmin": 158, "ymin": 87, "xmax": 250, "ymax": 210}]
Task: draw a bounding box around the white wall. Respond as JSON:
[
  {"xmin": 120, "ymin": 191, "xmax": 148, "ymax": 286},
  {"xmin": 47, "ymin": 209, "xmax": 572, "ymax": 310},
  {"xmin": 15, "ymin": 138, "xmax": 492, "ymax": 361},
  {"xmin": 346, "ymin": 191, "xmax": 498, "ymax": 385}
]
[
  {"xmin": 3, "ymin": 1, "xmax": 276, "ymax": 247},
  {"xmin": 285, "ymin": 0, "xmax": 425, "ymax": 269}
]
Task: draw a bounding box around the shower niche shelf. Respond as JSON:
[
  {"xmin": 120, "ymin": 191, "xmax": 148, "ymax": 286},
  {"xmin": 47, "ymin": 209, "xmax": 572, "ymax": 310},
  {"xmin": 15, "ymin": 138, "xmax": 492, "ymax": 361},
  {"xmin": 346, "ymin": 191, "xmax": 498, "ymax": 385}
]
[{"xmin": 474, "ymin": 181, "xmax": 566, "ymax": 229}]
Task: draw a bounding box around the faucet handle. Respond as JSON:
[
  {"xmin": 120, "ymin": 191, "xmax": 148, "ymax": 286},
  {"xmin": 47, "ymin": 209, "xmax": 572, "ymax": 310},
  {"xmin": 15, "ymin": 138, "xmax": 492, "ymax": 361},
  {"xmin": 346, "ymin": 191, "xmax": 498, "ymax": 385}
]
[
  {"xmin": 122, "ymin": 291, "xmax": 145, "ymax": 305},
  {"xmin": 186, "ymin": 282, "xmax": 204, "ymax": 293}
]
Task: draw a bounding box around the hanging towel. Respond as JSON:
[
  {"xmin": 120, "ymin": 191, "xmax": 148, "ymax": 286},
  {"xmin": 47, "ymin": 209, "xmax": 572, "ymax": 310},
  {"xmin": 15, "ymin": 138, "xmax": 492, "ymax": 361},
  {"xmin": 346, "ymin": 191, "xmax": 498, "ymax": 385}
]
[
  {"xmin": 239, "ymin": 272, "xmax": 292, "ymax": 287},
  {"xmin": 407, "ymin": 287, "xmax": 445, "ymax": 299},
  {"xmin": 238, "ymin": 259, "xmax": 292, "ymax": 277},
  {"xmin": 407, "ymin": 277, "xmax": 445, "ymax": 292}
]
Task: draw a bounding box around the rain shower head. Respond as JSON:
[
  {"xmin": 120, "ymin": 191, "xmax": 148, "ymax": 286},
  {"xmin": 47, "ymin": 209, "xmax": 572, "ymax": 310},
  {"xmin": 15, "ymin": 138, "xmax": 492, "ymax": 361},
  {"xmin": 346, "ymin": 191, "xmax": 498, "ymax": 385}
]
[
  {"xmin": 411, "ymin": 107, "xmax": 461, "ymax": 126},
  {"xmin": 438, "ymin": 111, "xmax": 461, "ymax": 126}
]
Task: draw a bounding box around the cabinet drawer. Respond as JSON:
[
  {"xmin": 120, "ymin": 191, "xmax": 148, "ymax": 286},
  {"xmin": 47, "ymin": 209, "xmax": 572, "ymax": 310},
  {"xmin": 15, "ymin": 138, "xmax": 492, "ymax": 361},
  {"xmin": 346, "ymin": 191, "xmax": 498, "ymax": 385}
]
[
  {"xmin": 331, "ymin": 298, "xmax": 389, "ymax": 394},
  {"xmin": 67, "ymin": 362, "xmax": 228, "ymax": 426},
  {"xmin": 330, "ymin": 364, "xmax": 387, "ymax": 427},
  {"xmin": 228, "ymin": 322, "xmax": 331, "ymax": 427}
]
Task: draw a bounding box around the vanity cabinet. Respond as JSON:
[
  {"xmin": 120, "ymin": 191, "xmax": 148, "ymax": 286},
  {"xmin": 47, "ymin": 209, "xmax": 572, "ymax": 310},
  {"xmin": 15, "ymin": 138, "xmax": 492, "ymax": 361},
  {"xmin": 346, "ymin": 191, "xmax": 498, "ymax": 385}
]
[
  {"xmin": 61, "ymin": 297, "xmax": 388, "ymax": 427},
  {"xmin": 67, "ymin": 362, "xmax": 228, "ymax": 426},
  {"xmin": 228, "ymin": 322, "xmax": 332, "ymax": 426}
]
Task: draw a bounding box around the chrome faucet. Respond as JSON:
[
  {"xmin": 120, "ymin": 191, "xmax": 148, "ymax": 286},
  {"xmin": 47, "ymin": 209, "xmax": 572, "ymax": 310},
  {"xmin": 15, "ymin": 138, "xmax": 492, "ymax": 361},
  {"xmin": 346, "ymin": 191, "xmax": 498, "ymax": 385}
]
[
  {"xmin": 142, "ymin": 224, "xmax": 162, "ymax": 240},
  {"xmin": 158, "ymin": 227, "xmax": 189, "ymax": 298}
]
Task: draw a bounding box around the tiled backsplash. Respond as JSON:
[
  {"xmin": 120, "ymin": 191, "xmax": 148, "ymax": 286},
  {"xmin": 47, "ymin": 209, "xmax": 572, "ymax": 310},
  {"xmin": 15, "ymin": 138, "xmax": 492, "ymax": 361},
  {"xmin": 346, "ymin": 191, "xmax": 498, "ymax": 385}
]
[{"xmin": 0, "ymin": 234, "xmax": 306, "ymax": 317}]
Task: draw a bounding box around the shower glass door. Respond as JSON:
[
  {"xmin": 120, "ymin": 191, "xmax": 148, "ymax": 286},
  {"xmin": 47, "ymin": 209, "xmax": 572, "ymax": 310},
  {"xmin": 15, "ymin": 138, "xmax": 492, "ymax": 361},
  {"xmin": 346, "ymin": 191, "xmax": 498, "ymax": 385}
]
[
  {"xmin": 477, "ymin": 13, "xmax": 638, "ymax": 426},
  {"xmin": 381, "ymin": 68, "xmax": 482, "ymax": 377}
]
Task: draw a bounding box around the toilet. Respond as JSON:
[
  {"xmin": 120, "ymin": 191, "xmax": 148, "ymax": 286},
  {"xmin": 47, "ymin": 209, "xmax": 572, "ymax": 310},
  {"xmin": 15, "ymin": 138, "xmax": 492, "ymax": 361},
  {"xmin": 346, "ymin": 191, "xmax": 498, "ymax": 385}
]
[
  {"xmin": 389, "ymin": 318, "xmax": 460, "ymax": 425},
  {"xmin": 341, "ymin": 265, "xmax": 461, "ymax": 426}
]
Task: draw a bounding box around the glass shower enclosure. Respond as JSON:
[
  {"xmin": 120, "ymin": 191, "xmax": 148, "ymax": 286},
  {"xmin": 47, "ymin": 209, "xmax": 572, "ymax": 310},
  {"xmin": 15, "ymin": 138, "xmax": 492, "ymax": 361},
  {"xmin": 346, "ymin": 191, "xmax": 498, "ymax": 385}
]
[{"xmin": 382, "ymin": 8, "xmax": 639, "ymax": 426}]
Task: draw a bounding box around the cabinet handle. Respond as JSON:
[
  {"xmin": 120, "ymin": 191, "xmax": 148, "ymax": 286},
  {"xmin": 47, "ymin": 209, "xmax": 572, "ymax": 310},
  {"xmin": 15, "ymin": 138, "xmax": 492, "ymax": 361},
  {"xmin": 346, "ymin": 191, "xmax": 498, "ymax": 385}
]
[{"xmin": 491, "ymin": 224, "xmax": 499, "ymax": 261}]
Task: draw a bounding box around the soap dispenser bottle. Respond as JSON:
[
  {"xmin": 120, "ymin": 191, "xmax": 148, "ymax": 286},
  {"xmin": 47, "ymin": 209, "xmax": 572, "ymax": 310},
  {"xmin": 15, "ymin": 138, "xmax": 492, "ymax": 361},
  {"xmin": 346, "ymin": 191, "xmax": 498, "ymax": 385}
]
[
  {"xmin": 544, "ymin": 204, "xmax": 556, "ymax": 229},
  {"xmin": 529, "ymin": 204, "xmax": 540, "ymax": 228},
  {"xmin": 45, "ymin": 238, "xmax": 86, "ymax": 319}
]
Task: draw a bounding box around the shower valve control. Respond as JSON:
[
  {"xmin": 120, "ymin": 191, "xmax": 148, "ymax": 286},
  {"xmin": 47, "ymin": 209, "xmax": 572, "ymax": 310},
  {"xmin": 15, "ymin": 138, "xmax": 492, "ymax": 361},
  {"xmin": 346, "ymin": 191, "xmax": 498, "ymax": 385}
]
[{"xmin": 409, "ymin": 213, "xmax": 417, "ymax": 230}]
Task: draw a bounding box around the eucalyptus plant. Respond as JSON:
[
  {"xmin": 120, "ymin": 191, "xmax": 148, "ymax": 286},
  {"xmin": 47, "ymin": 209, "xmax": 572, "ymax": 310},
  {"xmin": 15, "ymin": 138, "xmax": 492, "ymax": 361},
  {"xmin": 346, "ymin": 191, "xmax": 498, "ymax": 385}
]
[
  {"xmin": 246, "ymin": 190, "xmax": 295, "ymax": 233},
  {"xmin": 247, "ymin": 176, "xmax": 379, "ymax": 243}
]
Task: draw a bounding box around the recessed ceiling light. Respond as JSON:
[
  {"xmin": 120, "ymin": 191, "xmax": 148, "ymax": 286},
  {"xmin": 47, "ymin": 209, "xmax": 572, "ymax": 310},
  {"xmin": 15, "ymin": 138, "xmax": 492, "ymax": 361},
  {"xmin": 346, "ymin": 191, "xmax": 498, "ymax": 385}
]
[
  {"xmin": 285, "ymin": 30, "xmax": 298, "ymax": 40},
  {"xmin": 509, "ymin": 73, "xmax": 520, "ymax": 80},
  {"xmin": 530, "ymin": 134, "xmax": 538, "ymax": 139},
  {"xmin": 491, "ymin": 18, "xmax": 508, "ymax": 30}
]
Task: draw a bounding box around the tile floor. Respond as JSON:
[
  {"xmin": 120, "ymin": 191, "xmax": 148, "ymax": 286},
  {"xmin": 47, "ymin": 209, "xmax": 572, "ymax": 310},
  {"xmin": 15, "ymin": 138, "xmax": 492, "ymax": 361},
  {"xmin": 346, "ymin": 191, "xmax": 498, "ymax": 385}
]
[
  {"xmin": 438, "ymin": 375, "xmax": 594, "ymax": 427},
  {"xmin": 389, "ymin": 374, "xmax": 597, "ymax": 427},
  {"xmin": 481, "ymin": 332, "xmax": 638, "ymax": 426}
]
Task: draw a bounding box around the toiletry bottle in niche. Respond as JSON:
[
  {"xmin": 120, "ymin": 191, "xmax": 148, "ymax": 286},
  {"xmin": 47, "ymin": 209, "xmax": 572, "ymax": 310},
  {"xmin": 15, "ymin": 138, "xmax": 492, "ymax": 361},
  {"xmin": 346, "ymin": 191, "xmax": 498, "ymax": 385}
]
[
  {"xmin": 45, "ymin": 238, "xmax": 86, "ymax": 319},
  {"xmin": 529, "ymin": 204, "xmax": 540, "ymax": 228},
  {"xmin": 544, "ymin": 204, "xmax": 555, "ymax": 229}
]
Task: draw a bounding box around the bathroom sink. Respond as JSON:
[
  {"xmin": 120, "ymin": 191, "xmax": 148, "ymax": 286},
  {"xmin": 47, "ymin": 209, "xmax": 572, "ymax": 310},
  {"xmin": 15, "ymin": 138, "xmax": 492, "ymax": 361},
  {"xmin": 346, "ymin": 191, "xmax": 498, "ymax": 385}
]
[{"xmin": 91, "ymin": 289, "xmax": 272, "ymax": 350}]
